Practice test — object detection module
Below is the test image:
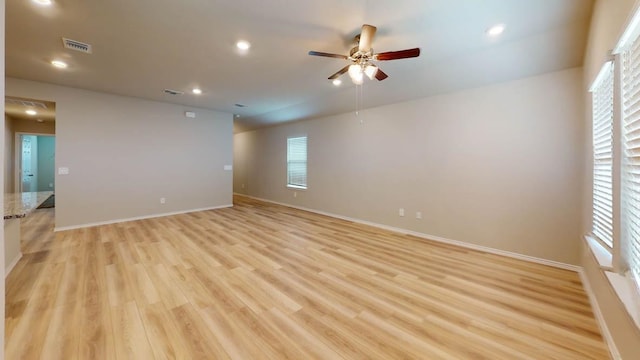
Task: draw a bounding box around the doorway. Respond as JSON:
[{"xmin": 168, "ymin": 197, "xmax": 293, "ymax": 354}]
[{"xmin": 17, "ymin": 134, "xmax": 55, "ymax": 193}]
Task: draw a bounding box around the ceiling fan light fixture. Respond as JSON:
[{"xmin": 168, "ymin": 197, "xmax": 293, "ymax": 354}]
[
  {"xmin": 332, "ymin": 79, "xmax": 342, "ymax": 86},
  {"xmin": 364, "ymin": 64, "xmax": 378, "ymax": 80},
  {"xmin": 348, "ymin": 64, "xmax": 364, "ymax": 84}
]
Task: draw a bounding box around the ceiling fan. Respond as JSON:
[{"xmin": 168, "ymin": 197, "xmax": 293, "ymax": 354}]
[{"xmin": 308, "ymin": 24, "xmax": 420, "ymax": 85}]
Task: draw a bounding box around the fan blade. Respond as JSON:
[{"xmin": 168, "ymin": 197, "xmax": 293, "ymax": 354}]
[
  {"xmin": 308, "ymin": 51, "xmax": 348, "ymax": 59},
  {"xmin": 358, "ymin": 24, "xmax": 377, "ymax": 53},
  {"xmin": 328, "ymin": 65, "xmax": 350, "ymax": 80},
  {"xmin": 375, "ymin": 68, "xmax": 388, "ymax": 81},
  {"xmin": 375, "ymin": 48, "xmax": 421, "ymax": 61}
]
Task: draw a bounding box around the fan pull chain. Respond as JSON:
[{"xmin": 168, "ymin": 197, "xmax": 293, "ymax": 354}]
[{"xmin": 355, "ymin": 83, "xmax": 364, "ymax": 124}]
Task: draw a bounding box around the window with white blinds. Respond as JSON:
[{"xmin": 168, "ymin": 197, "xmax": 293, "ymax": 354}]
[
  {"xmin": 622, "ymin": 36, "xmax": 640, "ymax": 285},
  {"xmin": 591, "ymin": 62, "xmax": 615, "ymax": 248},
  {"xmin": 287, "ymin": 136, "xmax": 307, "ymax": 189}
]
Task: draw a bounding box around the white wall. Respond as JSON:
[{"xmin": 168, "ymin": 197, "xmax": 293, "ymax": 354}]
[
  {"xmin": 235, "ymin": 67, "xmax": 584, "ymax": 265},
  {"xmin": 581, "ymin": 0, "xmax": 640, "ymax": 358},
  {"xmin": 6, "ymin": 78, "xmax": 234, "ymax": 229}
]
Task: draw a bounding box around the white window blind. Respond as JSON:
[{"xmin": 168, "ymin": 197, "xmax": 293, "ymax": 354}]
[
  {"xmin": 287, "ymin": 136, "xmax": 307, "ymax": 189},
  {"xmin": 591, "ymin": 62, "xmax": 615, "ymax": 248},
  {"xmin": 622, "ymin": 34, "xmax": 640, "ymax": 285}
]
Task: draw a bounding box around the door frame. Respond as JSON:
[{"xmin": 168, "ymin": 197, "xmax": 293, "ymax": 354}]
[{"xmin": 14, "ymin": 132, "xmax": 55, "ymax": 193}]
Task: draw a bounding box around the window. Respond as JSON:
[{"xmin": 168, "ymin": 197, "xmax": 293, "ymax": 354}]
[
  {"xmin": 590, "ymin": 61, "xmax": 615, "ymax": 248},
  {"xmin": 621, "ymin": 33, "xmax": 640, "ymax": 285},
  {"xmin": 287, "ymin": 136, "xmax": 307, "ymax": 189}
]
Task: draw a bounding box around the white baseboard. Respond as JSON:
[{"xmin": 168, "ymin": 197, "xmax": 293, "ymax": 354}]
[
  {"xmin": 53, "ymin": 204, "xmax": 234, "ymax": 232},
  {"xmin": 233, "ymin": 193, "xmax": 581, "ymax": 272},
  {"xmin": 579, "ymin": 269, "xmax": 621, "ymax": 360},
  {"xmin": 5, "ymin": 252, "xmax": 22, "ymax": 278}
]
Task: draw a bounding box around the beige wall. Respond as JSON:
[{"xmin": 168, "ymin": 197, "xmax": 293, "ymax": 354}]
[
  {"xmin": 3, "ymin": 116, "xmax": 55, "ymax": 193},
  {"xmin": 6, "ymin": 78, "xmax": 234, "ymax": 229},
  {"xmin": 582, "ymin": 0, "xmax": 640, "ymax": 358},
  {"xmin": 4, "ymin": 116, "xmax": 14, "ymax": 193},
  {"xmin": 1, "ymin": 0, "xmax": 5, "ymax": 354},
  {"xmin": 235, "ymin": 67, "xmax": 585, "ymax": 265}
]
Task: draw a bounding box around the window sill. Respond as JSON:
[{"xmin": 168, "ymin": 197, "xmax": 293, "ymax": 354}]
[
  {"xmin": 585, "ymin": 235, "xmax": 640, "ymax": 331},
  {"xmin": 604, "ymin": 271, "xmax": 640, "ymax": 330},
  {"xmin": 586, "ymin": 235, "xmax": 613, "ymax": 270},
  {"xmin": 287, "ymin": 185, "xmax": 307, "ymax": 190}
]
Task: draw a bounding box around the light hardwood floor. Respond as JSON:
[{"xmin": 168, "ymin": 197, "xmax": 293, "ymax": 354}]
[{"xmin": 6, "ymin": 196, "xmax": 609, "ymax": 359}]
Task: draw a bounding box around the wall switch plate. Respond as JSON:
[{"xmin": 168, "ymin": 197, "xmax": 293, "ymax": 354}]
[
  {"xmin": 58, "ymin": 167, "xmax": 69, "ymax": 175},
  {"xmin": 49, "ymin": 183, "xmax": 53, "ymax": 188},
  {"xmin": 185, "ymin": 111, "xmax": 196, "ymax": 118},
  {"xmin": 224, "ymin": 165, "xmax": 232, "ymax": 171},
  {"xmin": 294, "ymin": 192, "xmax": 297, "ymax": 198},
  {"xmin": 416, "ymin": 211, "xmax": 422, "ymax": 219},
  {"xmin": 241, "ymin": 184, "xmax": 245, "ymax": 189},
  {"xmin": 399, "ymin": 208, "xmax": 405, "ymax": 217},
  {"xmin": 160, "ymin": 197, "xmax": 166, "ymax": 204}
]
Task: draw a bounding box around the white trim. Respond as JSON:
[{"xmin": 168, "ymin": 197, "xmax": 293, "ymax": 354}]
[
  {"xmin": 5, "ymin": 252, "xmax": 22, "ymax": 278},
  {"xmin": 605, "ymin": 271, "xmax": 640, "ymax": 330},
  {"xmin": 53, "ymin": 204, "xmax": 233, "ymax": 232},
  {"xmin": 233, "ymin": 193, "xmax": 580, "ymax": 272},
  {"xmin": 579, "ymin": 269, "xmax": 622, "ymax": 360},
  {"xmin": 589, "ymin": 60, "xmax": 614, "ymax": 92},
  {"xmin": 586, "ymin": 235, "xmax": 614, "ymax": 270}
]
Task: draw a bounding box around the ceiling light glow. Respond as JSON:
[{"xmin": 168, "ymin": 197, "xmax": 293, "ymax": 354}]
[
  {"xmin": 33, "ymin": 0, "xmax": 53, "ymax": 5},
  {"xmin": 348, "ymin": 64, "xmax": 364, "ymax": 85},
  {"xmin": 486, "ymin": 24, "xmax": 506, "ymax": 37},
  {"xmin": 236, "ymin": 40, "xmax": 251, "ymax": 50},
  {"xmin": 51, "ymin": 60, "xmax": 68, "ymax": 68},
  {"xmin": 192, "ymin": 88, "xmax": 202, "ymax": 95},
  {"xmin": 332, "ymin": 79, "xmax": 342, "ymax": 86},
  {"xmin": 26, "ymin": 110, "xmax": 38, "ymax": 116}
]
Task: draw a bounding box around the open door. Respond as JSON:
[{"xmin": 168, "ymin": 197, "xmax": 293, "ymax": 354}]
[{"xmin": 20, "ymin": 135, "xmax": 38, "ymax": 192}]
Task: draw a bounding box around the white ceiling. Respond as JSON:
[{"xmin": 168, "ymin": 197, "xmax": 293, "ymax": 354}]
[{"xmin": 6, "ymin": 0, "xmax": 594, "ymax": 133}]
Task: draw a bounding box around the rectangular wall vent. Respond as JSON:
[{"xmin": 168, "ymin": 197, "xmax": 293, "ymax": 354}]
[
  {"xmin": 163, "ymin": 89, "xmax": 184, "ymax": 95},
  {"xmin": 5, "ymin": 97, "xmax": 48, "ymax": 109},
  {"xmin": 62, "ymin": 38, "xmax": 92, "ymax": 54}
]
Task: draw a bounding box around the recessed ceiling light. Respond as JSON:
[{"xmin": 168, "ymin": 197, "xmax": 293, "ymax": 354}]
[
  {"xmin": 26, "ymin": 110, "xmax": 37, "ymax": 116},
  {"xmin": 51, "ymin": 60, "xmax": 67, "ymax": 68},
  {"xmin": 33, "ymin": 0, "xmax": 53, "ymax": 6},
  {"xmin": 236, "ymin": 40, "xmax": 251, "ymax": 50},
  {"xmin": 332, "ymin": 79, "xmax": 342, "ymax": 86},
  {"xmin": 192, "ymin": 88, "xmax": 202, "ymax": 95},
  {"xmin": 36, "ymin": 119, "xmax": 44, "ymax": 123},
  {"xmin": 486, "ymin": 24, "xmax": 506, "ymax": 37}
]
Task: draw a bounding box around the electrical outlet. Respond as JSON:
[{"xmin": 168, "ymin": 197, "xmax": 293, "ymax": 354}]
[
  {"xmin": 416, "ymin": 211, "xmax": 422, "ymax": 219},
  {"xmin": 160, "ymin": 197, "xmax": 166, "ymax": 204},
  {"xmin": 399, "ymin": 208, "xmax": 405, "ymax": 217}
]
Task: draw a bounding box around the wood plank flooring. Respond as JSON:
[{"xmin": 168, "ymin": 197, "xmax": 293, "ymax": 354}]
[{"xmin": 5, "ymin": 195, "xmax": 610, "ymax": 359}]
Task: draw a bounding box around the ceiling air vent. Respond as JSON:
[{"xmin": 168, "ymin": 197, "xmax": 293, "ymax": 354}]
[
  {"xmin": 5, "ymin": 97, "xmax": 48, "ymax": 109},
  {"xmin": 62, "ymin": 38, "xmax": 92, "ymax": 54},
  {"xmin": 163, "ymin": 89, "xmax": 184, "ymax": 96}
]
